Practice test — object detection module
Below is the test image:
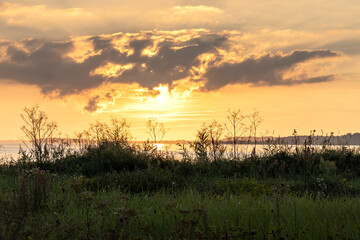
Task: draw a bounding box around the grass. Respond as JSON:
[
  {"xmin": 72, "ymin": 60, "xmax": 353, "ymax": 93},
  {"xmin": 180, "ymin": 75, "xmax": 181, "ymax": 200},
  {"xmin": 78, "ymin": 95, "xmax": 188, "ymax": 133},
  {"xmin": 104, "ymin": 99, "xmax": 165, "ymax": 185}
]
[
  {"xmin": 2, "ymin": 177, "xmax": 360, "ymax": 239},
  {"xmin": 2, "ymin": 173, "xmax": 360, "ymax": 239},
  {"xmin": 2, "ymin": 142, "xmax": 360, "ymax": 239}
]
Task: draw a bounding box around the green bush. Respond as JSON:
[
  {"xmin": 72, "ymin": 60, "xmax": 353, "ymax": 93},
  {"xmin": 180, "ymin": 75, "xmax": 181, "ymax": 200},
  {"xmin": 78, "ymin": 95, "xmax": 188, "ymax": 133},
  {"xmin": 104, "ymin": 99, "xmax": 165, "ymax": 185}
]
[{"xmin": 291, "ymin": 174, "xmax": 358, "ymax": 197}]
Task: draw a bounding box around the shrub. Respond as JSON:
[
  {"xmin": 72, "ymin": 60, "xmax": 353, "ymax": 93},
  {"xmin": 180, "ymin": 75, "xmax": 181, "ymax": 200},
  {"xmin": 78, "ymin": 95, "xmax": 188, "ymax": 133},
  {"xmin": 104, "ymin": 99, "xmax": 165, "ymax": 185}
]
[{"xmin": 78, "ymin": 144, "xmax": 149, "ymax": 177}]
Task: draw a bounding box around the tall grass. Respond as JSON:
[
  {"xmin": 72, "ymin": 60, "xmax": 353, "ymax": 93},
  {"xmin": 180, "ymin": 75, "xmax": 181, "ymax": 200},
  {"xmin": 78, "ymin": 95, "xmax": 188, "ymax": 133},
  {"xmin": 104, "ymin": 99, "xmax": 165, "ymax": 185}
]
[{"xmin": 1, "ymin": 176, "xmax": 360, "ymax": 240}]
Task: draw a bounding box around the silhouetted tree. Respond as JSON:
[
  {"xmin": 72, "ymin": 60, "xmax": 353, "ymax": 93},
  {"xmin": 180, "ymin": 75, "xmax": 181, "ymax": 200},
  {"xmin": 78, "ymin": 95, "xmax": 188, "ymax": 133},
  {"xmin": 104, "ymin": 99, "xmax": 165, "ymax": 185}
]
[
  {"xmin": 146, "ymin": 118, "xmax": 167, "ymax": 145},
  {"xmin": 224, "ymin": 109, "xmax": 246, "ymax": 160},
  {"xmin": 74, "ymin": 117, "xmax": 132, "ymax": 151},
  {"xmin": 248, "ymin": 110, "xmax": 263, "ymax": 157},
  {"xmin": 89, "ymin": 120, "xmax": 109, "ymax": 145},
  {"xmin": 192, "ymin": 123, "xmax": 210, "ymax": 162},
  {"xmin": 108, "ymin": 117, "xmax": 131, "ymax": 147},
  {"xmin": 74, "ymin": 130, "xmax": 90, "ymax": 151},
  {"xmin": 207, "ymin": 120, "xmax": 226, "ymax": 162},
  {"xmin": 20, "ymin": 105, "xmax": 58, "ymax": 162}
]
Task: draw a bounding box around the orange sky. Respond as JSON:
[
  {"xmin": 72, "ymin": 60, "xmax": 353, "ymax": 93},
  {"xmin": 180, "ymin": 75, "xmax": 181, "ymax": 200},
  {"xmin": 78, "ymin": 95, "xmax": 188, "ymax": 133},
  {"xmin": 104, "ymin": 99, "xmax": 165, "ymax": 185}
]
[{"xmin": 0, "ymin": 1, "xmax": 360, "ymax": 141}]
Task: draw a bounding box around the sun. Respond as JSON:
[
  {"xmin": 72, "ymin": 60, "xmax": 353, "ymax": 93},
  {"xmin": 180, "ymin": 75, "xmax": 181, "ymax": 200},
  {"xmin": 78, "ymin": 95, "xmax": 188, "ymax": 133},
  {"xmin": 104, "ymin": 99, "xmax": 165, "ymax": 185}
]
[
  {"xmin": 77, "ymin": 81, "xmax": 199, "ymax": 116},
  {"xmin": 153, "ymin": 85, "xmax": 171, "ymax": 105},
  {"xmin": 136, "ymin": 84, "xmax": 185, "ymax": 112}
]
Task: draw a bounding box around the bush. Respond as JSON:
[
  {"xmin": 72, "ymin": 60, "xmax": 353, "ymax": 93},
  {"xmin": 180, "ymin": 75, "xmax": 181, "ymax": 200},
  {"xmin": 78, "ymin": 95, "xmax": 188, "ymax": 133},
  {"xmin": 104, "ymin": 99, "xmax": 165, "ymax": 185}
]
[
  {"xmin": 77, "ymin": 144, "xmax": 149, "ymax": 177},
  {"xmin": 291, "ymin": 174, "xmax": 358, "ymax": 197}
]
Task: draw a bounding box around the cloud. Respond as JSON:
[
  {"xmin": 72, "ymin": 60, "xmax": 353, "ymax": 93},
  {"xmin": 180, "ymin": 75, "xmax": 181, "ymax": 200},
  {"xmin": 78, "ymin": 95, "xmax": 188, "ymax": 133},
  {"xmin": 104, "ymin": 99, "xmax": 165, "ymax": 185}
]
[
  {"xmin": 0, "ymin": 2, "xmax": 224, "ymax": 40},
  {"xmin": 0, "ymin": 30, "xmax": 340, "ymax": 111},
  {"xmin": 0, "ymin": 40, "xmax": 103, "ymax": 95},
  {"xmin": 81, "ymin": 85, "xmax": 124, "ymax": 112},
  {"xmin": 0, "ymin": 2, "xmax": 98, "ymax": 32},
  {"xmin": 160, "ymin": 5, "xmax": 223, "ymax": 26},
  {"xmin": 2, "ymin": 0, "xmax": 360, "ymax": 42},
  {"xmin": 204, "ymin": 50, "xmax": 339, "ymax": 90},
  {"xmin": 0, "ymin": 30, "xmax": 227, "ymax": 95},
  {"xmin": 84, "ymin": 95, "xmax": 100, "ymax": 112}
]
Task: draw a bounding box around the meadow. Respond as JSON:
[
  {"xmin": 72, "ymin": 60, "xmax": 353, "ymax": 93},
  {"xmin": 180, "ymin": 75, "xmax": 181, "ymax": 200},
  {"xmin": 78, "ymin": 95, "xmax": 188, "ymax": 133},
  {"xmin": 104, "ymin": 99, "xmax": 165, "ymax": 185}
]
[
  {"xmin": 1, "ymin": 106, "xmax": 360, "ymax": 239},
  {"xmin": 2, "ymin": 141, "xmax": 360, "ymax": 239}
]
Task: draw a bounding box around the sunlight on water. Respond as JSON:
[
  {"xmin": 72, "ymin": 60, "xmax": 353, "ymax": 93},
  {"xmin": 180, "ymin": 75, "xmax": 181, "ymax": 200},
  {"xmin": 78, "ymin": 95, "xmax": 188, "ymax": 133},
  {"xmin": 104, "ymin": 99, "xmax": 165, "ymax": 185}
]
[
  {"xmin": 0, "ymin": 141, "xmax": 24, "ymax": 159},
  {"xmin": 154, "ymin": 143, "xmax": 164, "ymax": 151},
  {"xmin": 1, "ymin": 141, "xmax": 359, "ymax": 162}
]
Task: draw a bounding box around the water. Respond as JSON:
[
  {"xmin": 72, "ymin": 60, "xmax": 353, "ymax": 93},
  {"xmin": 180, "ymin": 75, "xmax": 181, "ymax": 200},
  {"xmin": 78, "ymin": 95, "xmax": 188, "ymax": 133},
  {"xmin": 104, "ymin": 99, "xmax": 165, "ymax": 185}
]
[
  {"xmin": 0, "ymin": 141, "xmax": 26, "ymax": 160},
  {"xmin": 1, "ymin": 141, "xmax": 359, "ymax": 161},
  {"xmin": 0, "ymin": 141, "xmax": 259, "ymax": 160},
  {"xmin": 0, "ymin": 141, "xmax": 77, "ymax": 160}
]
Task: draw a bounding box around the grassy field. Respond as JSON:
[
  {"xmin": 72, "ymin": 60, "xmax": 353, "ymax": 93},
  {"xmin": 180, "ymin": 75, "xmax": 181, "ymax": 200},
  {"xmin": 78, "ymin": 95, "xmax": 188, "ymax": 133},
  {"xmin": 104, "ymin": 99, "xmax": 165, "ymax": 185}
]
[{"xmin": 1, "ymin": 142, "xmax": 360, "ymax": 239}]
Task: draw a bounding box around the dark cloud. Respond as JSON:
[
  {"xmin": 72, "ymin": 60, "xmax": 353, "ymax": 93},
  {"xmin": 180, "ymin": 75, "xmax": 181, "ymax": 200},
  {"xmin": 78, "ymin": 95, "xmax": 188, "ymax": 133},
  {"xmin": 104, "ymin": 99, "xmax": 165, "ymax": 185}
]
[
  {"xmin": 0, "ymin": 40, "xmax": 104, "ymax": 95},
  {"xmin": 83, "ymin": 89, "xmax": 119, "ymax": 112},
  {"xmin": 204, "ymin": 50, "xmax": 339, "ymax": 90},
  {"xmin": 0, "ymin": 32, "xmax": 228, "ymax": 95},
  {"xmin": 84, "ymin": 95, "xmax": 100, "ymax": 112},
  {"xmin": 90, "ymin": 36, "xmax": 114, "ymax": 51},
  {"xmin": 0, "ymin": 31, "xmax": 339, "ymax": 103}
]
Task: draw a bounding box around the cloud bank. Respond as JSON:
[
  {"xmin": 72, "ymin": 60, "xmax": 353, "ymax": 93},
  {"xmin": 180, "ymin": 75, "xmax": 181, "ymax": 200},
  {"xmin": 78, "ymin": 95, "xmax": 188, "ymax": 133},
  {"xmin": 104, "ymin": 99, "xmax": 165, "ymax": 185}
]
[
  {"xmin": 0, "ymin": 30, "xmax": 340, "ymax": 111},
  {"xmin": 204, "ymin": 50, "xmax": 338, "ymax": 90}
]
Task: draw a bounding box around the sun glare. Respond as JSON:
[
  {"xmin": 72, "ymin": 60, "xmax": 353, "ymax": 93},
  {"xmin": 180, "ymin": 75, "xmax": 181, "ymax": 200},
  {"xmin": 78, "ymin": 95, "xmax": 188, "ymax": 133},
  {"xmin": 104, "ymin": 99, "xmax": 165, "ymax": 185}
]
[
  {"xmin": 136, "ymin": 84, "xmax": 183, "ymax": 112},
  {"xmin": 127, "ymin": 84, "xmax": 196, "ymax": 115},
  {"xmin": 153, "ymin": 85, "xmax": 171, "ymax": 105}
]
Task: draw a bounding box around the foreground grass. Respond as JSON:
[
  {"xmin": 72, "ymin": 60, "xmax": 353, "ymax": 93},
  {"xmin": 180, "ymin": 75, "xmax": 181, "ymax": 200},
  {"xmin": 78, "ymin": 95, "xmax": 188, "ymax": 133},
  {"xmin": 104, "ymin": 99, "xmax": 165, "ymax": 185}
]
[{"xmin": 1, "ymin": 173, "xmax": 360, "ymax": 239}]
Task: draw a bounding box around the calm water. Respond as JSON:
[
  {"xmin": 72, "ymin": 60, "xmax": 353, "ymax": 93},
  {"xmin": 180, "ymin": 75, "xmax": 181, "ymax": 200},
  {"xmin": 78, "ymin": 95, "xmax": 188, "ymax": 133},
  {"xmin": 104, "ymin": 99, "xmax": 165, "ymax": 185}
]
[
  {"xmin": 0, "ymin": 141, "xmax": 260, "ymax": 160},
  {"xmin": 0, "ymin": 141, "xmax": 27, "ymax": 159},
  {"xmin": 1, "ymin": 141, "xmax": 359, "ymax": 160}
]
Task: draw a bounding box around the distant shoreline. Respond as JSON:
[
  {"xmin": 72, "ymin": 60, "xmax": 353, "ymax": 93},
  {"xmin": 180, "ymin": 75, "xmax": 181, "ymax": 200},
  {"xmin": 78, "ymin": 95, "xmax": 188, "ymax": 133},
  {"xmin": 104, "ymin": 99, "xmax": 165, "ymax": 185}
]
[{"xmin": 1, "ymin": 132, "xmax": 360, "ymax": 145}]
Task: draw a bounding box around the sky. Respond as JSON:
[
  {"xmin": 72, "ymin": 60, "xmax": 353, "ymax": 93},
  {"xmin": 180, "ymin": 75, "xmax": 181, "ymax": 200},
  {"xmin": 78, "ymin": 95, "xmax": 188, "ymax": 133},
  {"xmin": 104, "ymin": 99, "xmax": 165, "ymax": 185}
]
[{"xmin": 0, "ymin": 0, "xmax": 360, "ymax": 141}]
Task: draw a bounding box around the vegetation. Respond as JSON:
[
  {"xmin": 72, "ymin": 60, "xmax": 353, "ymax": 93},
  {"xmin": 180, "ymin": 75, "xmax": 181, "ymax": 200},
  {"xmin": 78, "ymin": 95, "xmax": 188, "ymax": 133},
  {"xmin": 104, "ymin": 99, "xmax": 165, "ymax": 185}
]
[
  {"xmin": 224, "ymin": 109, "xmax": 246, "ymax": 160},
  {"xmin": 1, "ymin": 105, "xmax": 360, "ymax": 239}
]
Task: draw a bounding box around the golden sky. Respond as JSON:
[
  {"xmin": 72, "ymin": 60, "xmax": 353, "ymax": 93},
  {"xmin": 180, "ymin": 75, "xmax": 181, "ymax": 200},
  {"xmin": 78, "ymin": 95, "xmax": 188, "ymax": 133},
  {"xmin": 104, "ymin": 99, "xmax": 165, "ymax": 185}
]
[{"xmin": 0, "ymin": 0, "xmax": 360, "ymax": 141}]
